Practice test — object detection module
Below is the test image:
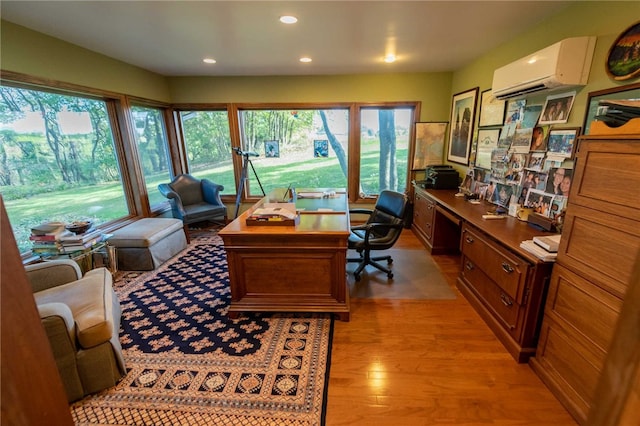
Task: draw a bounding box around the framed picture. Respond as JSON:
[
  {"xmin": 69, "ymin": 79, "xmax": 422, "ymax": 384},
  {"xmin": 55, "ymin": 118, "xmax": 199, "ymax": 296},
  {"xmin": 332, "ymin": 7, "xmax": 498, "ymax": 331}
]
[
  {"xmin": 539, "ymin": 91, "xmax": 576, "ymax": 125},
  {"xmin": 412, "ymin": 122, "xmax": 448, "ymax": 170},
  {"xmin": 547, "ymin": 127, "xmax": 580, "ymax": 159},
  {"xmin": 475, "ymin": 128, "xmax": 500, "ymax": 170},
  {"xmin": 264, "ymin": 140, "xmax": 280, "ymax": 158},
  {"xmin": 606, "ymin": 21, "xmax": 640, "ymax": 81},
  {"xmin": 447, "ymin": 87, "xmax": 478, "ymax": 165},
  {"xmin": 314, "ymin": 139, "xmax": 329, "ymax": 158},
  {"xmin": 478, "ymin": 89, "xmax": 506, "ymax": 127},
  {"xmin": 583, "ymin": 82, "xmax": 640, "ymax": 135}
]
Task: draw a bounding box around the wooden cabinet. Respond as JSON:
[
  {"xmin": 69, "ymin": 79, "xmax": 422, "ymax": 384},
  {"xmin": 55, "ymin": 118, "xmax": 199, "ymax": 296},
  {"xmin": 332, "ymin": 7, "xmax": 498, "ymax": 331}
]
[
  {"xmin": 529, "ymin": 137, "xmax": 640, "ymax": 424},
  {"xmin": 412, "ymin": 188, "xmax": 436, "ymax": 245},
  {"xmin": 412, "ymin": 186, "xmax": 461, "ymax": 254},
  {"xmin": 458, "ymin": 223, "xmax": 552, "ymax": 363}
]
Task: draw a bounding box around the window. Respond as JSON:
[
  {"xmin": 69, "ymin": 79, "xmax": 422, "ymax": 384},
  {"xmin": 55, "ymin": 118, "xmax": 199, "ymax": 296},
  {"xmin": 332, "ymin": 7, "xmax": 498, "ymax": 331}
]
[
  {"xmin": 237, "ymin": 108, "xmax": 350, "ymax": 197},
  {"xmin": 179, "ymin": 110, "xmax": 235, "ymax": 194},
  {"xmin": 358, "ymin": 106, "xmax": 415, "ymax": 196},
  {"xmin": 130, "ymin": 104, "xmax": 172, "ymax": 208},
  {"xmin": 0, "ymin": 85, "xmax": 128, "ymax": 253}
]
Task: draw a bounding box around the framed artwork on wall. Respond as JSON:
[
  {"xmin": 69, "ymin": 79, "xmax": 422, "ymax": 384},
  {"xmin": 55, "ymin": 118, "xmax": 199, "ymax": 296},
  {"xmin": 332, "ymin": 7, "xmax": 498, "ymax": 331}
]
[
  {"xmin": 478, "ymin": 89, "xmax": 506, "ymax": 127},
  {"xmin": 606, "ymin": 21, "xmax": 640, "ymax": 81},
  {"xmin": 583, "ymin": 82, "xmax": 640, "ymax": 135},
  {"xmin": 539, "ymin": 92, "xmax": 576, "ymax": 125},
  {"xmin": 412, "ymin": 122, "xmax": 448, "ymax": 170},
  {"xmin": 264, "ymin": 140, "xmax": 280, "ymax": 158},
  {"xmin": 447, "ymin": 87, "xmax": 479, "ymax": 165}
]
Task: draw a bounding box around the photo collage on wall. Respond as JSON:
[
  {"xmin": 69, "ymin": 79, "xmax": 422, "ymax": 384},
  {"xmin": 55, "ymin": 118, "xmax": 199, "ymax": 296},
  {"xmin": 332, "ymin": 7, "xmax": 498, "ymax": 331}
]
[{"xmin": 464, "ymin": 90, "xmax": 579, "ymax": 220}]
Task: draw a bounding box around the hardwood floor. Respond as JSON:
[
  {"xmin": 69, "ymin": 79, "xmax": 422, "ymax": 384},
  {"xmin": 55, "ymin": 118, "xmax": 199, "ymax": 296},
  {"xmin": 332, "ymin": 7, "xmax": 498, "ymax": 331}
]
[{"xmin": 325, "ymin": 229, "xmax": 576, "ymax": 425}]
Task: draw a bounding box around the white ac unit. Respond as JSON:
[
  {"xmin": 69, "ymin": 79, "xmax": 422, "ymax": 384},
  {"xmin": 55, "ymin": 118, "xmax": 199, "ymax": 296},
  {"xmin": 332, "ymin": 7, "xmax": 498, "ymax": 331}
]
[{"xmin": 492, "ymin": 36, "xmax": 596, "ymax": 100}]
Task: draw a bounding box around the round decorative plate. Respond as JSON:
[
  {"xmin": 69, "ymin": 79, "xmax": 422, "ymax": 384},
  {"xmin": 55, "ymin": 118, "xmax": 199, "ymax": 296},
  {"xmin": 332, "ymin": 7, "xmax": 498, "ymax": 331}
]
[{"xmin": 606, "ymin": 21, "xmax": 640, "ymax": 81}]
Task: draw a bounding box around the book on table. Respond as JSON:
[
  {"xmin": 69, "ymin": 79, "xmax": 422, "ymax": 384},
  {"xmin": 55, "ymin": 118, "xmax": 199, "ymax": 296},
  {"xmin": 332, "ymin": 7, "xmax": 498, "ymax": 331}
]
[{"xmin": 532, "ymin": 234, "xmax": 561, "ymax": 252}]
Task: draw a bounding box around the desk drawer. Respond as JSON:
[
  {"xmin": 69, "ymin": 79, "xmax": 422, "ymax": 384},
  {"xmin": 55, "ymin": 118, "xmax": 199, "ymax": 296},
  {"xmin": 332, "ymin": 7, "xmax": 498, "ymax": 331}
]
[
  {"xmin": 413, "ymin": 190, "xmax": 435, "ymax": 240},
  {"xmin": 461, "ymin": 224, "xmax": 529, "ymax": 303},
  {"xmin": 461, "ymin": 255, "xmax": 524, "ymax": 337}
]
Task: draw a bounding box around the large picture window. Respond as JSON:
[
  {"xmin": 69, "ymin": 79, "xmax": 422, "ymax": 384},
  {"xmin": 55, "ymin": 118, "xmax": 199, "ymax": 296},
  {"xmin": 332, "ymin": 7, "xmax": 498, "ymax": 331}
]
[
  {"xmin": 179, "ymin": 110, "xmax": 234, "ymax": 194},
  {"xmin": 358, "ymin": 106, "xmax": 415, "ymax": 196},
  {"xmin": 237, "ymin": 108, "xmax": 350, "ymax": 197},
  {"xmin": 0, "ymin": 85, "xmax": 128, "ymax": 253},
  {"xmin": 130, "ymin": 104, "xmax": 172, "ymax": 208}
]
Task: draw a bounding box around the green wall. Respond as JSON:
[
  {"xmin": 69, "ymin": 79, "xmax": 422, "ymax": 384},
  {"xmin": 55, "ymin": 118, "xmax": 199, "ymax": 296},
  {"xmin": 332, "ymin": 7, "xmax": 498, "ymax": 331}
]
[
  {"xmin": 0, "ymin": 21, "xmax": 171, "ymax": 101},
  {"xmin": 454, "ymin": 1, "xmax": 640, "ymax": 130}
]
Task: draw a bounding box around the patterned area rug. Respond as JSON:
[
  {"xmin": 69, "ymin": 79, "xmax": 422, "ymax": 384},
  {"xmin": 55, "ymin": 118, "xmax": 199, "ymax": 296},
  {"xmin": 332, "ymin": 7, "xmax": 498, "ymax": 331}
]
[{"xmin": 71, "ymin": 234, "xmax": 334, "ymax": 425}]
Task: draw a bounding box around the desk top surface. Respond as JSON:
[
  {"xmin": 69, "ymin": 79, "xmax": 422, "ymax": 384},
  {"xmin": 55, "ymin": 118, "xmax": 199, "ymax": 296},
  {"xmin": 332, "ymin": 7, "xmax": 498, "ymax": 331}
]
[
  {"xmin": 421, "ymin": 188, "xmax": 556, "ymax": 263},
  {"xmin": 220, "ymin": 188, "xmax": 350, "ymax": 236}
]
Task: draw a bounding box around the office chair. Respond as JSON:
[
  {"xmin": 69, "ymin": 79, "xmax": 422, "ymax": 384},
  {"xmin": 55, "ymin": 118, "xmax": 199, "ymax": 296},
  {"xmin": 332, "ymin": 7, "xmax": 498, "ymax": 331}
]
[{"xmin": 347, "ymin": 190, "xmax": 408, "ymax": 281}]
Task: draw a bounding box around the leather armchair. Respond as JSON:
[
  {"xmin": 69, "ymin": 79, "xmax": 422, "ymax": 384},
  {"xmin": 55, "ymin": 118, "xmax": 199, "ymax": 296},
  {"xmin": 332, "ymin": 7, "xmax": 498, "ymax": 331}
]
[
  {"xmin": 24, "ymin": 259, "xmax": 126, "ymax": 402},
  {"xmin": 158, "ymin": 174, "xmax": 227, "ymax": 239},
  {"xmin": 347, "ymin": 190, "xmax": 408, "ymax": 281}
]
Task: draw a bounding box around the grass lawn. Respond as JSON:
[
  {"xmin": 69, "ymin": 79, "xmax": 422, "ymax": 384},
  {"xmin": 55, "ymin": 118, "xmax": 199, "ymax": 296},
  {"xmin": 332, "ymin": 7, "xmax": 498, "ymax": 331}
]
[{"xmin": 6, "ymin": 143, "xmax": 408, "ymax": 253}]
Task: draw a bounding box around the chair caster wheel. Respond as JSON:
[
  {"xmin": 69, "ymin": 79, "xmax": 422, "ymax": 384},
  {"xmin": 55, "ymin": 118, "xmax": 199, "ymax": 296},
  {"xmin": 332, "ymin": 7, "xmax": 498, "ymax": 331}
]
[
  {"xmin": 387, "ymin": 272, "xmax": 393, "ymax": 279},
  {"xmin": 354, "ymin": 274, "xmax": 361, "ymax": 281},
  {"xmin": 387, "ymin": 258, "xmax": 393, "ymax": 264}
]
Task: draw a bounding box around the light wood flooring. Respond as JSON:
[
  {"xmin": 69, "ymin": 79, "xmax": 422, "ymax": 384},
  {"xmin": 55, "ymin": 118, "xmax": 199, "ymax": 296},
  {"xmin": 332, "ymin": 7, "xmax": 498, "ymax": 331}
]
[{"xmin": 325, "ymin": 229, "xmax": 576, "ymax": 425}]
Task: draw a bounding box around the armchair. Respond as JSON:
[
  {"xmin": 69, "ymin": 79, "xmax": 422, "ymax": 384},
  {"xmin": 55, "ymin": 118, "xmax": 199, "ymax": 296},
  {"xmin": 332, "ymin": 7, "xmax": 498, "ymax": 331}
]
[
  {"xmin": 347, "ymin": 190, "xmax": 408, "ymax": 281},
  {"xmin": 158, "ymin": 174, "xmax": 227, "ymax": 240},
  {"xmin": 24, "ymin": 259, "xmax": 126, "ymax": 402}
]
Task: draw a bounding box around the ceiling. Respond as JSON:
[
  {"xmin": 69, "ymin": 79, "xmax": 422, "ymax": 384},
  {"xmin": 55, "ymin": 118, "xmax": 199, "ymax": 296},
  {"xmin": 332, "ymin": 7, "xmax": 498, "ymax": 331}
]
[{"xmin": 1, "ymin": 1, "xmax": 572, "ymax": 77}]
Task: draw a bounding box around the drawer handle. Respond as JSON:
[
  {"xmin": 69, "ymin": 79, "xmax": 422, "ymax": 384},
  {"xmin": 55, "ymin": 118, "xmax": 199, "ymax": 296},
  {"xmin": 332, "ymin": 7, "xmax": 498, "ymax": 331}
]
[
  {"xmin": 465, "ymin": 261, "xmax": 474, "ymax": 271},
  {"xmin": 500, "ymin": 293, "xmax": 513, "ymax": 307},
  {"xmin": 501, "ymin": 262, "xmax": 514, "ymax": 274},
  {"xmin": 465, "ymin": 236, "xmax": 474, "ymax": 244}
]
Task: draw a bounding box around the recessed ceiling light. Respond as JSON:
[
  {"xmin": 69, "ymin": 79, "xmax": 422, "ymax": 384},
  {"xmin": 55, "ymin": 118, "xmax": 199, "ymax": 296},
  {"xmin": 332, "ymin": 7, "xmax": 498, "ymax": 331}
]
[
  {"xmin": 279, "ymin": 15, "xmax": 298, "ymax": 24},
  {"xmin": 203, "ymin": 58, "xmax": 217, "ymax": 64},
  {"xmin": 299, "ymin": 57, "xmax": 312, "ymax": 63},
  {"xmin": 384, "ymin": 54, "xmax": 396, "ymax": 63}
]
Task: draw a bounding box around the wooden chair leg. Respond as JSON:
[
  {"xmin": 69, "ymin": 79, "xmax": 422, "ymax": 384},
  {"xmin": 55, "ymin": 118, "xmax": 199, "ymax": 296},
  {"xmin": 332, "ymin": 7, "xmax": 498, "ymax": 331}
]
[{"xmin": 183, "ymin": 223, "xmax": 191, "ymax": 244}]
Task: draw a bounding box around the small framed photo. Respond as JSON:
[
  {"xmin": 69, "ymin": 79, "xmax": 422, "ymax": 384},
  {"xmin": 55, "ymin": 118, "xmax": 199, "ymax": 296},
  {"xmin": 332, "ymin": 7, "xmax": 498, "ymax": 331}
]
[
  {"xmin": 264, "ymin": 140, "xmax": 280, "ymax": 158},
  {"xmin": 539, "ymin": 92, "xmax": 576, "ymax": 125},
  {"xmin": 475, "ymin": 128, "xmax": 500, "ymax": 170},
  {"xmin": 547, "ymin": 127, "xmax": 580, "ymax": 159},
  {"xmin": 478, "ymin": 89, "xmax": 506, "ymax": 127},
  {"xmin": 530, "ymin": 126, "xmax": 549, "ymax": 151},
  {"xmin": 413, "ymin": 122, "xmax": 448, "ymax": 169},
  {"xmin": 606, "ymin": 21, "xmax": 640, "ymax": 81},
  {"xmin": 525, "ymin": 188, "xmax": 555, "ymax": 217},
  {"xmin": 447, "ymin": 87, "xmax": 479, "ymax": 165},
  {"xmin": 314, "ymin": 139, "xmax": 329, "ymax": 158}
]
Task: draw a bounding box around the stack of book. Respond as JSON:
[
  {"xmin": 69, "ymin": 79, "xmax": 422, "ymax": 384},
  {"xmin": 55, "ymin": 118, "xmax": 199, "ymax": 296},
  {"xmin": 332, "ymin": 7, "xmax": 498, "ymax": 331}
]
[
  {"xmin": 30, "ymin": 230, "xmax": 70, "ymax": 255},
  {"xmin": 58, "ymin": 228, "xmax": 106, "ymax": 253},
  {"xmin": 520, "ymin": 234, "xmax": 561, "ymax": 262}
]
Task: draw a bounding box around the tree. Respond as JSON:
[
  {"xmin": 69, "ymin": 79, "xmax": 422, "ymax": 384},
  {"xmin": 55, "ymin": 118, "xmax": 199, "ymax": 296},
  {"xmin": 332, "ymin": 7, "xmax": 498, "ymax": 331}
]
[
  {"xmin": 318, "ymin": 110, "xmax": 347, "ymax": 177},
  {"xmin": 378, "ymin": 110, "xmax": 397, "ymax": 191}
]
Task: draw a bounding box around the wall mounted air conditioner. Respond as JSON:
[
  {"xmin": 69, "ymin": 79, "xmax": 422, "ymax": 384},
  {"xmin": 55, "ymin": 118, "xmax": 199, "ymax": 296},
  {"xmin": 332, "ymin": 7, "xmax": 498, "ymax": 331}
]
[{"xmin": 492, "ymin": 36, "xmax": 596, "ymax": 100}]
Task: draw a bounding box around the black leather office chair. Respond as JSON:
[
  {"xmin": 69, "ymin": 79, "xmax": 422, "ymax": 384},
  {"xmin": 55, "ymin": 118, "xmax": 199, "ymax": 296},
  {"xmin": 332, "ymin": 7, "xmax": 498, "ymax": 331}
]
[
  {"xmin": 347, "ymin": 190, "xmax": 408, "ymax": 281},
  {"xmin": 158, "ymin": 174, "xmax": 227, "ymax": 241}
]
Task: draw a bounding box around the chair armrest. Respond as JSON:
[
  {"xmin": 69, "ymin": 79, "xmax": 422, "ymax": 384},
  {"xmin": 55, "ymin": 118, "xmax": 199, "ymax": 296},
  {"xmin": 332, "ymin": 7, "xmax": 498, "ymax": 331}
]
[
  {"xmin": 349, "ymin": 208, "xmax": 373, "ymax": 215},
  {"xmin": 355, "ymin": 221, "xmax": 405, "ymax": 243},
  {"xmin": 158, "ymin": 183, "xmax": 187, "ymax": 217},
  {"xmin": 25, "ymin": 259, "xmax": 82, "ymax": 293},
  {"xmin": 201, "ymin": 179, "xmax": 225, "ymax": 206}
]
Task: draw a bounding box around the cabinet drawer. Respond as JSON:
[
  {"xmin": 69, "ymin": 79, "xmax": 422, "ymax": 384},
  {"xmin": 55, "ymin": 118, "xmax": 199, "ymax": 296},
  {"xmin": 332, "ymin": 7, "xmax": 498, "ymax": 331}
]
[
  {"xmin": 461, "ymin": 225, "xmax": 529, "ymax": 303},
  {"xmin": 535, "ymin": 317, "xmax": 603, "ymax": 422},
  {"xmin": 461, "ymin": 255, "xmax": 524, "ymax": 338},
  {"xmin": 559, "ymin": 204, "xmax": 640, "ymax": 299},
  {"xmin": 545, "ymin": 263, "xmax": 622, "ymax": 355},
  {"xmin": 413, "ymin": 191, "xmax": 435, "ymax": 240}
]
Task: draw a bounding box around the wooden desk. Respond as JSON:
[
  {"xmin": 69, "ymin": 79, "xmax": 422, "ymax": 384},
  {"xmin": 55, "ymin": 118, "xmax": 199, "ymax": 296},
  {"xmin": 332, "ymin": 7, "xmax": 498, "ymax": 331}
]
[
  {"xmin": 414, "ymin": 186, "xmax": 555, "ymax": 362},
  {"xmin": 219, "ymin": 189, "xmax": 350, "ymax": 321}
]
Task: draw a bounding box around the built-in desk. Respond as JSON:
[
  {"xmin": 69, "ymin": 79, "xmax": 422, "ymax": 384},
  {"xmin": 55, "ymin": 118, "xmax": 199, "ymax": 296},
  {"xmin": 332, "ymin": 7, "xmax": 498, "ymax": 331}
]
[
  {"xmin": 414, "ymin": 186, "xmax": 555, "ymax": 362},
  {"xmin": 219, "ymin": 189, "xmax": 350, "ymax": 321}
]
